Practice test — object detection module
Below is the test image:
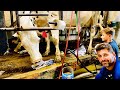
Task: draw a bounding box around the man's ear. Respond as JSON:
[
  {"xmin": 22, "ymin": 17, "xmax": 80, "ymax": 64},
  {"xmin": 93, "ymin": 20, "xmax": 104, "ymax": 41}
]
[{"xmin": 108, "ymin": 34, "xmax": 112, "ymax": 38}]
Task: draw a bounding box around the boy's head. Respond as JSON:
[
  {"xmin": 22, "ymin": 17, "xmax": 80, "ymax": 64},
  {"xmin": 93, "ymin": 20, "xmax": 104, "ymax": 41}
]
[{"xmin": 100, "ymin": 27, "xmax": 115, "ymax": 42}]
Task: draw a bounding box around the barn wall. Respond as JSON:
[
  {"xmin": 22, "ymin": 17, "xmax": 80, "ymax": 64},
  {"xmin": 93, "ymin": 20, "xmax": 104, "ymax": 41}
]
[
  {"xmin": 4, "ymin": 11, "xmax": 16, "ymax": 39},
  {"xmin": 0, "ymin": 11, "xmax": 8, "ymax": 55}
]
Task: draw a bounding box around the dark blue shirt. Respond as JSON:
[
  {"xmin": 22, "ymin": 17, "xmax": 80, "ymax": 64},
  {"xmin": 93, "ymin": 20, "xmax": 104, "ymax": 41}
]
[
  {"xmin": 95, "ymin": 59, "xmax": 120, "ymax": 79},
  {"xmin": 109, "ymin": 39, "xmax": 119, "ymax": 59}
]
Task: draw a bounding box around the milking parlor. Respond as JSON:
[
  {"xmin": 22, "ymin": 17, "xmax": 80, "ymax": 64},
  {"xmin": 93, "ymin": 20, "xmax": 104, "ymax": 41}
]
[{"xmin": 0, "ymin": 11, "xmax": 120, "ymax": 79}]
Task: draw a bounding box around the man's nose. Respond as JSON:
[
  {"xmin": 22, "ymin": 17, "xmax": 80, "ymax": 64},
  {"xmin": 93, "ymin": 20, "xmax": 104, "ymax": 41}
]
[{"xmin": 100, "ymin": 56, "xmax": 106, "ymax": 61}]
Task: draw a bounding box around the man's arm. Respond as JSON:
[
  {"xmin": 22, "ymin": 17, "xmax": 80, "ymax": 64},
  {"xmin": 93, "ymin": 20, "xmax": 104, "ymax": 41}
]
[
  {"xmin": 95, "ymin": 68, "xmax": 105, "ymax": 79},
  {"xmin": 95, "ymin": 73, "xmax": 103, "ymax": 79}
]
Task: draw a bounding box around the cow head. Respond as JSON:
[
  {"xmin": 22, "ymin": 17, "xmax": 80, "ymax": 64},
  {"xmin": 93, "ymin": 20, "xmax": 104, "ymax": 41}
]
[{"xmin": 17, "ymin": 11, "xmax": 42, "ymax": 64}]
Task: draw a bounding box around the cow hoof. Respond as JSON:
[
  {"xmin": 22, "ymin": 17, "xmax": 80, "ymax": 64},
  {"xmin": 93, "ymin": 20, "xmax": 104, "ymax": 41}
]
[
  {"xmin": 54, "ymin": 56, "xmax": 61, "ymax": 63},
  {"xmin": 14, "ymin": 49, "xmax": 18, "ymax": 53},
  {"xmin": 43, "ymin": 52, "xmax": 49, "ymax": 56},
  {"xmin": 3, "ymin": 50, "xmax": 10, "ymax": 55}
]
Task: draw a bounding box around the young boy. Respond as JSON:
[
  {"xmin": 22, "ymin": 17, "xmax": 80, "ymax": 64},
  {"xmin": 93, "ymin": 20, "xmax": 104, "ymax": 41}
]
[{"xmin": 98, "ymin": 24, "xmax": 119, "ymax": 59}]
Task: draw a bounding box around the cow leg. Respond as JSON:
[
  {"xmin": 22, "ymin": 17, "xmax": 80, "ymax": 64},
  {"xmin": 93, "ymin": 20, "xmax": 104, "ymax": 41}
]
[
  {"xmin": 18, "ymin": 50, "xmax": 28, "ymax": 55},
  {"xmin": 13, "ymin": 40, "xmax": 28, "ymax": 55},
  {"xmin": 114, "ymin": 22, "xmax": 120, "ymax": 48},
  {"xmin": 87, "ymin": 26, "xmax": 96, "ymax": 54},
  {"xmin": 43, "ymin": 32, "xmax": 50, "ymax": 56},
  {"xmin": 51, "ymin": 30, "xmax": 61, "ymax": 62},
  {"xmin": 114, "ymin": 22, "xmax": 120, "ymax": 40},
  {"xmin": 14, "ymin": 42, "xmax": 22, "ymax": 52},
  {"xmin": 88, "ymin": 12, "xmax": 100, "ymax": 54}
]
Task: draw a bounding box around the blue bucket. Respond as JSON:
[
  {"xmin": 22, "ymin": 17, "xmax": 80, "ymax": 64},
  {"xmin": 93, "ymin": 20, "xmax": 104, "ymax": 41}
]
[{"xmin": 62, "ymin": 66, "xmax": 74, "ymax": 79}]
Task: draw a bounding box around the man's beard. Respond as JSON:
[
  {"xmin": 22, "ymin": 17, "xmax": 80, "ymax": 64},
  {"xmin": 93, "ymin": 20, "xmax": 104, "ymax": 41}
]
[
  {"xmin": 101, "ymin": 61, "xmax": 109, "ymax": 67},
  {"xmin": 106, "ymin": 62, "xmax": 114, "ymax": 67},
  {"xmin": 101, "ymin": 56, "xmax": 115, "ymax": 67}
]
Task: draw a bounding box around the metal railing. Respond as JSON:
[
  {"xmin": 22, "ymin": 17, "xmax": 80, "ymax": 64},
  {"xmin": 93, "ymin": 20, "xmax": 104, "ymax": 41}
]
[{"xmin": 0, "ymin": 11, "xmax": 76, "ymax": 31}]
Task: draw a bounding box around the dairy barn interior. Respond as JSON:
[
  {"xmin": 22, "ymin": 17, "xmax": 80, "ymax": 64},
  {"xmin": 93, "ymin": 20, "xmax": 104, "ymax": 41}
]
[{"xmin": 0, "ymin": 11, "xmax": 120, "ymax": 79}]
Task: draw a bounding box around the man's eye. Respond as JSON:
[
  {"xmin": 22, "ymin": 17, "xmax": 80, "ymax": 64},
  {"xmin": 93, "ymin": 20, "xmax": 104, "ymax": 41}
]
[
  {"xmin": 98, "ymin": 55, "xmax": 101, "ymax": 58},
  {"xmin": 103, "ymin": 54, "xmax": 108, "ymax": 57}
]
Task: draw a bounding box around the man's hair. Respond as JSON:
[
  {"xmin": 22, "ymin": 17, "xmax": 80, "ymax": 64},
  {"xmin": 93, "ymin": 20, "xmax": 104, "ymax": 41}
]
[
  {"xmin": 100, "ymin": 27, "xmax": 115, "ymax": 36},
  {"xmin": 95, "ymin": 43, "xmax": 114, "ymax": 53}
]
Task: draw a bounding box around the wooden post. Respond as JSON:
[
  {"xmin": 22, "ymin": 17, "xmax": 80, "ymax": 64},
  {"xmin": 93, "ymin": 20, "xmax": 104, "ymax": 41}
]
[
  {"xmin": 59, "ymin": 11, "xmax": 63, "ymax": 20},
  {"xmin": 103, "ymin": 11, "xmax": 109, "ymax": 28}
]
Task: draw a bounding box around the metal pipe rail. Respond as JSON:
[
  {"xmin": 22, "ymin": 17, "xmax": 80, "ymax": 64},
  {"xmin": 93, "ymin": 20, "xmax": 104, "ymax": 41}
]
[
  {"xmin": 48, "ymin": 22, "xmax": 57, "ymax": 26},
  {"xmin": 0, "ymin": 27, "xmax": 76, "ymax": 31},
  {"xmin": 65, "ymin": 27, "xmax": 76, "ymax": 30},
  {"xmin": 0, "ymin": 27, "xmax": 59, "ymax": 31},
  {"xmin": 18, "ymin": 14, "xmax": 48, "ymax": 16},
  {"xmin": 15, "ymin": 11, "xmax": 49, "ymax": 28}
]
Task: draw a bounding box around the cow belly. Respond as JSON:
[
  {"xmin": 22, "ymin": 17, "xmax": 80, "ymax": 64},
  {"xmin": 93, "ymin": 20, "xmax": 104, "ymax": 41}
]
[{"xmin": 63, "ymin": 11, "xmax": 93, "ymax": 27}]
